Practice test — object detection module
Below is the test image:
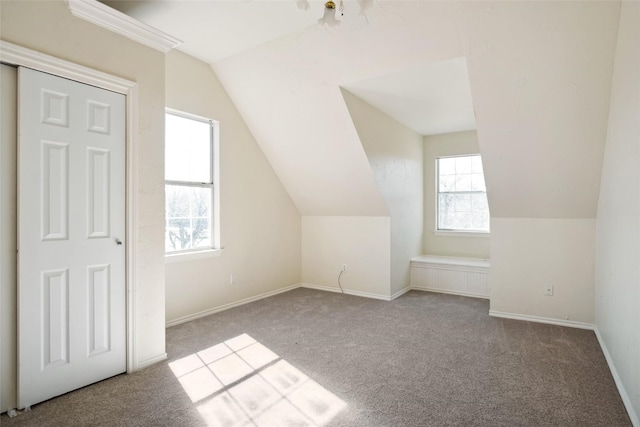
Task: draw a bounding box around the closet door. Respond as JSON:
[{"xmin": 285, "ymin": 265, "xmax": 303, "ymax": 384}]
[{"xmin": 18, "ymin": 67, "xmax": 126, "ymax": 408}]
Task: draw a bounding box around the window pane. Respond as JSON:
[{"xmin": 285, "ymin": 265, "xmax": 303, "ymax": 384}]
[
  {"xmin": 455, "ymin": 194, "xmax": 472, "ymax": 212},
  {"xmin": 166, "ymin": 218, "xmax": 191, "ymax": 252},
  {"xmin": 439, "ymin": 157, "xmax": 456, "ymax": 175},
  {"xmin": 471, "ymin": 155, "xmax": 484, "ymax": 173},
  {"xmin": 165, "ymin": 113, "xmax": 211, "ymax": 183},
  {"xmin": 166, "ymin": 185, "xmax": 189, "ymax": 218},
  {"xmin": 439, "ymin": 194, "xmax": 454, "ymax": 211},
  {"xmin": 191, "ymin": 218, "xmax": 211, "ymax": 248},
  {"xmin": 472, "ymin": 212, "xmax": 490, "ymax": 230},
  {"xmin": 454, "ymin": 212, "xmax": 472, "ymax": 230},
  {"xmin": 437, "ymin": 154, "xmax": 490, "ymax": 232},
  {"xmin": 455, "ymin": 174, "xmax": 472, "ymax": 191},
  {"xmin": 471, "ymin": 193, "xmax": 489, "ymax": 212},
  {"xmin": 439, "ymin": 175, "xmax": 456, "ymax": 192},
  {"xmin": 165, "ymin": 185, "xmax": 212, "ymax": 252},
  {"xmin": 455, "ymin": 156, "xmax": 472, "ymax": 174},
  {"xmin": 471, "ymin": 173, "xmax": 486, "ymax": 191}
]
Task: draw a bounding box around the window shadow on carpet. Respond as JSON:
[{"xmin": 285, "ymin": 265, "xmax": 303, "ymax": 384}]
[{"xmin": 169, "ymin": 333, "xmax": 346, "ymax": 426}]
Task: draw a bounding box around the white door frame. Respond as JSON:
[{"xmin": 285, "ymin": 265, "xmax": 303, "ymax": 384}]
[{"xmin": 0, "ymin": 40, "xmax": 139, "ymax": 374}]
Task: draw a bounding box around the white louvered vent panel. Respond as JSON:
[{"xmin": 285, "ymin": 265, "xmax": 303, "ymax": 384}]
[{"xmin": 410, "ymin": 256, "xmax": 490, "ymax": 299}]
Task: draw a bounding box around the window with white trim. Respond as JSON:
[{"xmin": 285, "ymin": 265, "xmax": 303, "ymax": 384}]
[
  {"xmin": 165, "ymin": 110, "xmax": 219, "ymax": 253},
  {"xmin": 437, "ymin": 154, "xmax": 490, "ymax": 232}
]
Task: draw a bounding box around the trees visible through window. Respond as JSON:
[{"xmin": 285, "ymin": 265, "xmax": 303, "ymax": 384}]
[
  {"xmin": 165, "ymin": 111, "xmax": 217, "ymax": 253},
  {"xmin": 437, "ymin": 154, "xmax": 490, "ymax": 232}
]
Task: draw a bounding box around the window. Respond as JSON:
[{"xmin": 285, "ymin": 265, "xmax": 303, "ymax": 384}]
[
  {"xmin": 437, "ymin": 154, "xmax": 489, "ymax": 233},
  {"xmin": 165, "ymin": 110, "xmax": 219, "ymax": 254}
]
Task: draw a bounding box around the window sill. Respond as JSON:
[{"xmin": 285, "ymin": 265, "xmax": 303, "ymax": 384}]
[
  {"xmin": 434, "ymin": 230, "xmax": 490, "ymax": 238},
  {"xmin": 165, "ymin": 248, "xmax": 223, "ymax": 263}
]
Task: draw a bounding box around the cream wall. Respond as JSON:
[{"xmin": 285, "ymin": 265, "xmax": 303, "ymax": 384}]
[
  {"xmin": 301, "ymin": 216, "xmax": 391, "ymax": 299},
  {"xmin": 423, "ymin": 131, "xmax": 490, "ymax": 259},
  {"xmin": 465, "ymin": 2, "xmax": 619, "ymax": 220},
  {"xmin": 489, "ymin": 218, "xmax": 595, "ymax": 324},
  {"xmin": 341, "ymin": 89, "xmax": 423, "ymax": 295},
  {"xmin": 463, "ymin": 2, "xmax": 619, "ymax": 324},
  {"xmin": 1, "ymin": 0, "xmax": 167, "ymax": 410},
  {"xmin": 164, "ymin": 50, "xmax": 301, "ymax": 323},
  {"xmin": 595, "ymin": 2, "xmax": 640, "ymax": 423},
  {"xmin": 213, "ymin": 2, "xmax": 620, "ymax": 325}
]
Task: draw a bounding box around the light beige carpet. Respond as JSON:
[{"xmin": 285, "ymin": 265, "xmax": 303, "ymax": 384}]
[{"xmin": 1, "ymin": 288, "xmax": 631, "ymax": 426}]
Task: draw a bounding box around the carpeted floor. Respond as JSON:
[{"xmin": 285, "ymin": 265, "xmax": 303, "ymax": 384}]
[{"xmin": 1, "ymin": 288, "xmax": 632, "ymax": 426}]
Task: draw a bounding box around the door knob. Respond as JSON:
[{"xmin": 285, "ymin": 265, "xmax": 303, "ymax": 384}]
[{"xmin": 115, "ymin": 238, "xmax": 123, "ymax": 246}]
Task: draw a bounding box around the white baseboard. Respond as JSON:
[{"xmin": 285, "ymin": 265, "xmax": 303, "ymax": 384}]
[
  {"xmin": 165, "ymin": 283, "xmax": 300, "ymax": 328},
  {"xmin": 300, "ymin": 283, "xmax": 392, "ymax": 301},
  {"xmin": 594, "ymin": 327, "xmax": 639, "ymax": 427},
  {"xmin": 299, "ymin": 282, "xmax": 342, "ymax": 294},
  {"xmin": 168, "ymin": 282, "xmax": 397, "ymax": 329},
  {"xmin": 344, "ymin": 288, "xmax": 392, "ymax": 301},
  {"xmin": 489, "ymin": 310, "xmax": 594, "ymax": 330},
  {"xmin": 136, "ymin": 352, "xmax": 168, "ymax": 370},
  {"xmin": 411, "ymin": 286, "xmax": 489, "ymax": 300},
  {"xmin": 391, "ymin": 286, "xmax": 411, "ymax": 300},
  {"xmin": 300, "ymin": 284, "xmax": 489, "ymax": 302}
]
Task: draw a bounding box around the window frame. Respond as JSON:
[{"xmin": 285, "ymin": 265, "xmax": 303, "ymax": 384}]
[
  {"xmin": 435, "ymin": 154, "xmax": 490, "ymax": 235},
  {"xmin": 164, "ymin": 109, "xmax": 221, "ymax": 260}
]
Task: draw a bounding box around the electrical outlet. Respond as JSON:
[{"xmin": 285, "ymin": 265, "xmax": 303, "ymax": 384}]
[
  {"xmin": 544, "ymin": 284, "xmax": 554, "ymax": 296},
  {"xmin": 230, "ymin": 274, "xmax": 235, "ymax": 284},
  {"xmin": 341, "ymin": 264, "xmax": 348, "ymax": 272}
]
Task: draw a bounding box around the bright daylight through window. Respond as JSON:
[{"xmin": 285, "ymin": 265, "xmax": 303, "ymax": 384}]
[
  {"xmin": 437, "ymin": 154, "xmax": 490, "ymax": 232},
  {"xmin": 165, "ymin": 111, "xmax": 217, "ymax": 253},
  {"xmin": 169, "ymin": 333, "xmax": 346, "ymax": 426}
]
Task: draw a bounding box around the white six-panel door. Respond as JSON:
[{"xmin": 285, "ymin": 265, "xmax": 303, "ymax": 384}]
[{"xmin": 18, "ymin": 67, "xmax": 126, "ymax": 408}]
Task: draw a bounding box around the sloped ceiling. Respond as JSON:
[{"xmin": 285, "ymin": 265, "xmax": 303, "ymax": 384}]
[
  {"xmin": 105, "ymin": 0, "xmax": 621, "ymax": 218},
  {"xmin": 342, "ymin": 57, "xmax": 476, "ymax": 136}
]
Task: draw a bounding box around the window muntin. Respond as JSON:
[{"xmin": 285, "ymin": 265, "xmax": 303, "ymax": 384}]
[
  {"xmin": 165, "ymin": 111, "xmax": 217, "ymax": 253},
  {"xmin": 437, "ymin": 154, "xmax": 490, "ymax": 232}
]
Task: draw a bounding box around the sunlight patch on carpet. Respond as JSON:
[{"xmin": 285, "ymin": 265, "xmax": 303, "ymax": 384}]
[{"xmin": 168, "ymin": 333, "xmax": 346, "ymax": 426}]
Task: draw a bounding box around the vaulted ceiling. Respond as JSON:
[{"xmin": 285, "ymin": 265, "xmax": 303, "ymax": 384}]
[{"xmin": 105, "ymin": 0, "xmax": 621, "ymax": 218}]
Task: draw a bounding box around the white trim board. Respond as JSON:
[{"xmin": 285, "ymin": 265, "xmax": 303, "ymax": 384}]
[
  {"xmin": 165, "ymin": 283, "xmax": 301, "ymax": 328},
  {"xmin": 0, "ymin": 41, "xmax": 134, "ymax": 94},
  {"xmin": 137, "ymin": 353, "xmax": 168, "ymax": 371},
  {"xmin": 489, "ymin": 310, "xmax": 594, "ymax": 330},
  {"xmin": 391, "ymin": 286, "xmax": 411, "ymax": 300},
  {"xmin": 594, "ymin": 327, "xmax": 640, "ymax": 427},
  {"xmin": 166, "ymin": 282, "xmax": 406, "ymax": 327},
  {"xmin": 300, "ymin": 284, "xmax": 487, "ymax": 301},
  {"xmin": 66, "ymin": 0, "xmax": 181, "ymax": 53},
  {"xmin": 411, "ymin": 255, "xmax": 490, "ymax": 269},
  {"xmin": 411, "ymin": 286, "xmax": 489, "ymax": 300},
  {"xmin": 300, "ymin": 283, "xmax": 393, "ymax": 301},
  {"xmin": 300, "ymin": 285, "xmax": 486, "ymax": 301},
  {"xmin": 0, "ymin": 40, "xmax": 141, "ymax": 373}
]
